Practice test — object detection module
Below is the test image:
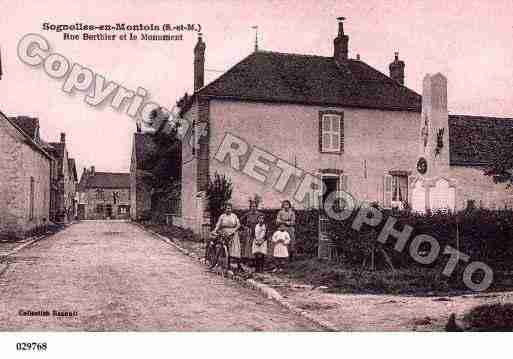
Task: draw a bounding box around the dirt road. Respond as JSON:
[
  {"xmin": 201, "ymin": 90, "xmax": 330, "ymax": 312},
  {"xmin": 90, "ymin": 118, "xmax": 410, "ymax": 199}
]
[{"xmin": 0, "ymin": 221, "xmax": 320, "ymax": 331}]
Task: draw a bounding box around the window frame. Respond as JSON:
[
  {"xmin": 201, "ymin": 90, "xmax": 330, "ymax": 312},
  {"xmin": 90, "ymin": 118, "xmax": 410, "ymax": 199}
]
[
  {"xmin": 29, "ymin": 177, "xmax": 35, "ymax": 221},
  {"xmin": 319, "ymin": 110, "xmax": 344, "ymax": 154},
  {"xmin": 384, "ymin": 171, "xmax": 411, "ymax": 209}
]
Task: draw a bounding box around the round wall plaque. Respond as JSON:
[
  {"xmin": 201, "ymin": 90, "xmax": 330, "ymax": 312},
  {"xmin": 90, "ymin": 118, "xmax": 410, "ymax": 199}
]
[{"xmin": 417, "ymin": 157, "xmax": 428, "ymax": 174}]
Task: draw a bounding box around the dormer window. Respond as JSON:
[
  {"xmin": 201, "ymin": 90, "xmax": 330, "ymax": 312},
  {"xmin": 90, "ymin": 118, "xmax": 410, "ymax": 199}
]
[{"xmin": 319, "ymin": 111, "xmax": 344, "ymax": 154}]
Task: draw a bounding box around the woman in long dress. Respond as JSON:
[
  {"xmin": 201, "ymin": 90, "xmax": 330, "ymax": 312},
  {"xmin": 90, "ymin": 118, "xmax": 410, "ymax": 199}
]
[
  {"xmin": 276, "ymin": 200, "xmax": 296, "ymax": 262},
  {"xmin": 240, "ymin": 200, "xmax": 263, "ymax": 265},
  {"xmin": 213, "ymin": 203, "xmax": 243, "ymax": 271}
]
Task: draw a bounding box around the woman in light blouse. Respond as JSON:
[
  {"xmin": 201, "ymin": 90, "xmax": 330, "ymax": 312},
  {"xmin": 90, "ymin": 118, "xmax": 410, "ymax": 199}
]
[{"xmin": 212, "ymin": 203, "xmax": 243, "ymax": 271}]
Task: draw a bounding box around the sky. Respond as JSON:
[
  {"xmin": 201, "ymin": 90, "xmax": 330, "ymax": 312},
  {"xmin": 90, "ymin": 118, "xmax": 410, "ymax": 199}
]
[{"xmin": 0, "ymin": 0, "xmax": 512, "ymax": 174}]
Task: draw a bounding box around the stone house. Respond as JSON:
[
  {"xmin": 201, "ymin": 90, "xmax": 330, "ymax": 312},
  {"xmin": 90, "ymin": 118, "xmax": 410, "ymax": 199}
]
[
  {"xmin": 175, "ymin": 19, "xmax": 513, "ymax": 233},
  {"xmin": 130, "ymin": 132, "xmax": 157, "ymax": 221},
  {"xmin": 0, "ymin": 112, "xmax": 52, "ymax": 238},
  {"xmin": 44, "ymin": 133, "xmax": 78, "ymax": 222},
  {"xmin": 78, "ymin": 167, "xmax": 130, "ymax": 220}
]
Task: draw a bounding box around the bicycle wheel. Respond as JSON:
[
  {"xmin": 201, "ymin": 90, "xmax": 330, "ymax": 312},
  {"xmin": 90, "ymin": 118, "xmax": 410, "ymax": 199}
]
[
  {"xmin": 205, "ymin": 241, "xmax": 217, "ymax": 268},
  {"xmin": 216, "ymin": 244, "xmax": 230, "ymax": 271}
]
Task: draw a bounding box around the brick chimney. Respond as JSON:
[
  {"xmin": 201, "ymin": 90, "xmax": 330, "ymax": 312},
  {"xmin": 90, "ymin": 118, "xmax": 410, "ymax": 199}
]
[
  {"xmin": 60, "ymin": 132, "xmax": 66, "ymax": 143},
  {"xmin": 194, "ymin": 33, "xmax": 206, "ymax": 91},
  {"xmin": 333, "ymin": 17, "xmax": 349, "ymax": 64},
  {"xmin": 389, "ymin": 52, "xmax": 405, "ymax": 85}
]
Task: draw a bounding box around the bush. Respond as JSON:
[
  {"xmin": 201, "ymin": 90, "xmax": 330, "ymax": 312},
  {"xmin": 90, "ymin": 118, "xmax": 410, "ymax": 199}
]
[
  {"xmin": 206, "ymin": 172, "xmax": 233, "ymax": 225},
  {"xmin": 463, "ymin": 303, "xmax": 513, "ymax": 331},
  {"xmin": 325, "ymin": 206, "xmax": 513, "ymax": 272}
]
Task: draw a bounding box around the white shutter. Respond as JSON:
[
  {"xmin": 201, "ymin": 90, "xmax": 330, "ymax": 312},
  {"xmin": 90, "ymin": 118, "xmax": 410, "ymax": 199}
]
[
  {"xmin": 407, "ymin": 176, "xmax": 414, "ymax": 205},
  {"xmin": 384, "ymin": 174, "xmax": 393, "ymax": 208}
]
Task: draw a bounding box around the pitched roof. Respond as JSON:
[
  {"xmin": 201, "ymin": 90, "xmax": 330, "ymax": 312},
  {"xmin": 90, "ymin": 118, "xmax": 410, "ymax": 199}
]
[
  {"xmin": 133, "ymin": 133, "xmax": 157, "ymax": 170},
  {"xmin": 8, "ymin": 116, "xmax": 40, "ymax": 140},
  {"xmin": 195, "ymin": 51, "xmax": 421, "ymax": 112},
  {"xmin": 449, "ymin": 115, "xmax": 513, "ymax": 166},
  {"xmin": 1, "ymin": 111, "xmax": 53, "ymax": 160},
  {"xmin": 84, "ymin": 172, "xmax": 130, "ymax": 189}
]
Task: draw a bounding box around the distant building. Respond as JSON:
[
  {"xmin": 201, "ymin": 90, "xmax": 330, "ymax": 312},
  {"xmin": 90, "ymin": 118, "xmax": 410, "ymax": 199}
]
[
  {"xmin": 78, "ymin": 167, "xmax": 130, "ymax": 220},
  {"xmin": 44, "ymin": 133, "xmax": 78, "ymax": 222},
  {"xmin": 130, "ymin": 132, "xmax": 157, "ymax": 220},
  {"xmin": 0, "ymin": 112, "xmax": 53, "ymax": 238}
]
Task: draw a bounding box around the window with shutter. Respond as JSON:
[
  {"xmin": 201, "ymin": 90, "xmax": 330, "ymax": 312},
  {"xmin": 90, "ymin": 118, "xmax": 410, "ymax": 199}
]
[{"xmin": 319, "ymin": 111, "xmax": 344, "ymax": 153}]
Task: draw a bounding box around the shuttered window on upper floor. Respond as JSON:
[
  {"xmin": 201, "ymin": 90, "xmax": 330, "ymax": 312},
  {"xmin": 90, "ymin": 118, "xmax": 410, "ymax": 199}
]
[{"xmin": 319, "ymin": 111, "xmax": 344, "ymax": 154}]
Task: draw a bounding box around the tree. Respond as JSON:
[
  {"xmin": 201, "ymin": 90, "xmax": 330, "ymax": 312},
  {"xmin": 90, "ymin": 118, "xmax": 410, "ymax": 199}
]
[
  {"xmin": 206, "ymin": 172, "xmax": 233, "ymax": 226},
  {"xmin": 484, "ymin": 131, "xmax": 513, "ymax": 187},
  {"xmin": 143, "ymin": 107, "xmax": 182, "ymax": 216}
]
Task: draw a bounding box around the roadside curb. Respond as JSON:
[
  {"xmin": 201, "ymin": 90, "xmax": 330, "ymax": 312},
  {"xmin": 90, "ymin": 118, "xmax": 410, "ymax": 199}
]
[
  {"xmin": 0, "ymin": 222, "xmax": 76, "ymax": 263},
  {"xmin": 134, "ymin": 222, "xmax": 339, "ymax": 331},
  {"xmin": 0, "ymin": 234, "xmax": 47, "ymax": 260}
]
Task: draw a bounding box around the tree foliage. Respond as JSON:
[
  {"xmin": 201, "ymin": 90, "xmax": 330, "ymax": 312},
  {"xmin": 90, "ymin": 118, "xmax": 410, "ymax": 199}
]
[
  {"xmin": 206, "ymin": 172, "xmax": 233, "ymax": 225},
  {"xmin": 484, "ymin": 131, "xmax": 513, "ymax": 186},
  {"xmin": 142, "ymin": 107, "xmax": 182, "ymax": 213}
]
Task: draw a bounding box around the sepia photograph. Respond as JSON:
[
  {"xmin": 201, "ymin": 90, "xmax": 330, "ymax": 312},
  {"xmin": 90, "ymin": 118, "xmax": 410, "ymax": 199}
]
[{"xmin": 0, "ymin": 0, "xmax": 513, "ymax": 356}]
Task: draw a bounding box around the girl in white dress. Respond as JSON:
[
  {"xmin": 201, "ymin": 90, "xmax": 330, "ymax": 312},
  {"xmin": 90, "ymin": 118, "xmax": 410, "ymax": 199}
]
[
  {"xmin": 251, "ymin": 214, "xmax": 267, "ymax": 273},
  {"xmin": 272, "ymin": 224, "xmax": 291, "ymax": 271}
]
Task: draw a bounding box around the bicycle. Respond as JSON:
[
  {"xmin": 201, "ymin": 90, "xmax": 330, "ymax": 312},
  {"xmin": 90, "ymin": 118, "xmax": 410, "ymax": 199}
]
[{"xmin": 205, "ymin": 231, "xmax": 232, "ymax": 271}]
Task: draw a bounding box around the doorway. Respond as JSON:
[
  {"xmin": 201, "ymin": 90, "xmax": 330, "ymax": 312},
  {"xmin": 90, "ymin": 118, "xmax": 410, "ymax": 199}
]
[
  {"xmin": 78, "ymin": 204, "xmax": 85, "ymax": 220},
  {"xmin": 105, "ymin": 204, "xmax": 113, "ymax": 219},
  {"xmin": 319, "ymin": 175, "xmax": 340, "ymax": 237}
]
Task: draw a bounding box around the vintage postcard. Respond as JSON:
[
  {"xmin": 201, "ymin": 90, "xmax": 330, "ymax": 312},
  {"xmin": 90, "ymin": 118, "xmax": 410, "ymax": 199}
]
[{"xmin": 0, "ymin": 0, "xmax": 512, "ymax": 356}]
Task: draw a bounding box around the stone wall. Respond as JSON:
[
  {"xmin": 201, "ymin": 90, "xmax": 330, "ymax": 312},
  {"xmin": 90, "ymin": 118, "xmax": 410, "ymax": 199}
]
[
  {"xmin": 208, "ymin": 100, "xmax": 420, "ymax": 209},
  {"xmin": 0, "ymin": 117, "xmax": 51, "ymax": 238},
  {"xmin": 179, "ymin": 101, "xmax": 201, "ymax": 230},
  {"xmin": 449, "ymin": 166, "xmax": 513, "ymax": 209}
]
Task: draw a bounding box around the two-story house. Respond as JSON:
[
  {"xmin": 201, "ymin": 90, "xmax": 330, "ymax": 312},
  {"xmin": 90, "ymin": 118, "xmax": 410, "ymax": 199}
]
[
  {"xmin": 78, "ymin": 167, "xmax": 130, "ymax": 220},
  {"xmin": 0, "ymin": 112, "xmax": 53, "ymax": 238},
  {"xmin": 175, "ymin": 18, "xmax": 513, "ymax": 233},
  {"xmin": 129, "ymin": 131, "xmax": 157, "ymax": 221},
  {"xmin": 45, "ymin": 133, "xmax": 78, "ymax": 222}
]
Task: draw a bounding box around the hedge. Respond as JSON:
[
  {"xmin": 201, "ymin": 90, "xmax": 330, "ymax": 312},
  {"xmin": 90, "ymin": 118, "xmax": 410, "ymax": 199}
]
[{"xmin": 325, "ymin": 206, "xmax": 513, "ymax": 273}]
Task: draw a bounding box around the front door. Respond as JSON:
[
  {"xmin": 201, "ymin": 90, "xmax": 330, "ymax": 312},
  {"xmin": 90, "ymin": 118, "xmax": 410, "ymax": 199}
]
[
  {"xmin": 77, "ymin": 204, "xmax": 85, "ymax": 220},
  {"xmin": 105, "ymin": 204, "xmax": 113, "ymax": 219},
  {"xmin": 319, "ymin": 175, "xmax": 340, "ymax": 238}
]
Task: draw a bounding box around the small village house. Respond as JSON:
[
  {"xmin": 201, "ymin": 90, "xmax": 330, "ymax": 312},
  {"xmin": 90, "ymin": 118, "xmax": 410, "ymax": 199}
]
[
  {"xmin": 174, "ymin": 18, "xmax": 513, "ymax": 234},
  {"xmin": 130, "ymin": 132, "xmax": 157, "ymax": 221},
  {"xmin": 44, "ymin": 132, "xmax": 78, "ymax": 222},
  {"xmin": 78, "ymin": 167, "xmax": 130, "ymax": 220},
  {"xmin": 0, "ymin": 112, "xmax": 53, "ymax": 238}
]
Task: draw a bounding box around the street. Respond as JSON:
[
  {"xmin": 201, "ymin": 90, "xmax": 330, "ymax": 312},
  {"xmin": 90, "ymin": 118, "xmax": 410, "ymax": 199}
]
[{"xmin": 0, "ymin": 221, "xmax": 319, "ymax": 331}]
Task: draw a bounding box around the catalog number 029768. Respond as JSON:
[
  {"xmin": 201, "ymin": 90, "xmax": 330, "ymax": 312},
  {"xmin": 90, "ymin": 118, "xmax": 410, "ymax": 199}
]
[{"xmin": 16, "ymin": 342, "xmax": 48, "ymax": 351}]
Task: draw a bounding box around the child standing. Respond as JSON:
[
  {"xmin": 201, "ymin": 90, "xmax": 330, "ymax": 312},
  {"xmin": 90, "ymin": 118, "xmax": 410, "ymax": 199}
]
[
  {"xmin": 251, "ymin": 214, "xmax": 267, "ymax": 273},
  {"xmin": 271, "ymin": 224, "xmax": 291, "ymax": 271}
]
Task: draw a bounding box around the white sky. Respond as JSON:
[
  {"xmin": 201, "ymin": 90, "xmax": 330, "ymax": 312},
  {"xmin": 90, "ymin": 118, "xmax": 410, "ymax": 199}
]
[{"xmin": 0, "ymin": 0, "xmax": 512, "ymax": 173}]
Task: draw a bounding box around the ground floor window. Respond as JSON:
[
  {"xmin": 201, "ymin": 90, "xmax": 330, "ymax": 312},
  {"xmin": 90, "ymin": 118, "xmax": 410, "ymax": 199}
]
[
  {"xmin": 392, "ymin": 175, "xmax": 408, "ymax": 202},
  {"xmin": 384, "ymin": 172, "xmax": 409, "ymax": 209},
  {"xmin": 96, "ymin": 204, "xmax": 104, "ymax": 213},
  {"xmin": 118, "ymin": 205, "xmax": 130, "ymax": 214},
  {"xmin": 29, "ymin": 177, "xmax": 35, "ymax": 220}
]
